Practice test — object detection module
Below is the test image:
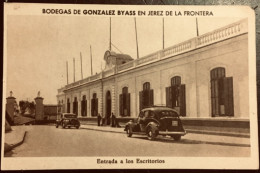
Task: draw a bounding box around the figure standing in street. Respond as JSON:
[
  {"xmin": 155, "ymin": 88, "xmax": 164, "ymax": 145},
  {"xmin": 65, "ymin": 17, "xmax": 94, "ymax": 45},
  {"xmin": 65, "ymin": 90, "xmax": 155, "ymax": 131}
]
[
  {"xmin": 107, "ymin": 113, "xmax": 111, "ymax": 125},
  {"xmin": 111, "ymin": 113, "xmax": 115, "ymax": 127},
  {"xmin": 111, "ymin": 113, "xmax": 121, "ymax": 128},
  {"xmin": 101, "ymin": 114, "xmax": 105, "ymax": 126},
  {"xmin": 97, "ymin": 113, "xmax": 101, "ymax": 126}
]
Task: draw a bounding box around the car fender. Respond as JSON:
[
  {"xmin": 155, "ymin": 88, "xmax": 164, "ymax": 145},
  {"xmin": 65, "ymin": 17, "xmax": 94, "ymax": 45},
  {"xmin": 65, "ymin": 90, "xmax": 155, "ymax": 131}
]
[
  {"xmin": 63, "ymin": 120, "xmax": 69, "ymax": 125},
  {"xmin": 124, "ymin": 121, "xmax": 135, "ymax": 131},
  {"xmin": 146, "ymin": 122, "xmax": 159, "ymax": 134}
]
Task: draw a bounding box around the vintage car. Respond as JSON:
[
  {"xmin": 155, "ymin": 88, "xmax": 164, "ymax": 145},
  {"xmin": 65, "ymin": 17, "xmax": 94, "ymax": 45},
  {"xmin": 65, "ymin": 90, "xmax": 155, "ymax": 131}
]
[
  {"xmin": 56, "ymin": 113, "xmax": 80, "ymax": 129},
  {"xmin": 124, "ymin": 106, "xmax": 186, "ymax": 141}
]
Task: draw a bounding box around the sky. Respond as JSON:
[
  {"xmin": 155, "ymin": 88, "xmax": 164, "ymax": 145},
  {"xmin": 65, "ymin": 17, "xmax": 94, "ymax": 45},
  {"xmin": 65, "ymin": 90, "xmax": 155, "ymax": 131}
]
[{"xmin": 5, "ymin": 15, "xmax": 242, "ymax": 104}]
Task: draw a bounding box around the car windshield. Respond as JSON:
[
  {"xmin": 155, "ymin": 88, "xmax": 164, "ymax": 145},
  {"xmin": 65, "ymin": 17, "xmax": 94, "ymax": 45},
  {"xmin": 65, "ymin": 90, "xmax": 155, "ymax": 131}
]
[
  {"xmin": 64, "ymin": 114, "xmax": 77, "ymax": 118},
  {"xmin": 156, "ymin": 111, "xmax": 178, "ymax": 118}
]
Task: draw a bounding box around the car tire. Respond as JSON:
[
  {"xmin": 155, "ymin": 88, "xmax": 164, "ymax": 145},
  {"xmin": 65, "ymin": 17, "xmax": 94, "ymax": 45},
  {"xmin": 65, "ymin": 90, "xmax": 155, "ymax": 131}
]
[
  {"xmin": 147, "ymin": 128, "xmax": 156, "ymax": 141},
  {"xmin": 56, "ymin": 125, "xmax": 59, "ymax": 128},
  {"xmin": 76, "ymin": 126, "xmax": 79, "ymax": 129},
  {"xmin": 172, "ymin": 135, "xmax": 181, "ymax": 141},
  {"xmin": 126, "ymin": 126, "xmax": 132, "ymax": 137}
]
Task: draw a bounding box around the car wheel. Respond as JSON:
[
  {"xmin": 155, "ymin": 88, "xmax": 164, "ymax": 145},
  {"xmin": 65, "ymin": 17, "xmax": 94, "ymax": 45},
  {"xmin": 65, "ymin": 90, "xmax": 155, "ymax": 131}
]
[
  {"xmin": 172, "ymin": 135, "xmax": 181, "ymax": 141},
  {"xmin": 56, "ymin": 124, "xmax": 59, "ymax": 128},
  {"xmin": 126, "ymin": 126, "xmax": 132, "ymax": 137},
  {"xmin": 68, "ymin": 126, "xmax": 71, "ymax": 129},
  {"xmin": 147, "ymin": 128, "xmax": 156, "ymax": 140},
  {"xmin": 76, "ymin": 126, "xmax": 79, "ymax": 129}
]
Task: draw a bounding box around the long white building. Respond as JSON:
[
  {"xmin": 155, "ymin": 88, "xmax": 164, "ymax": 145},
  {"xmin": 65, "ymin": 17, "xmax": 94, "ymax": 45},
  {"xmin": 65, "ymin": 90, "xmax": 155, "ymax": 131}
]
[{"xmin": 57, "ymin": 19, "xmax": 249, "ymax": 131}]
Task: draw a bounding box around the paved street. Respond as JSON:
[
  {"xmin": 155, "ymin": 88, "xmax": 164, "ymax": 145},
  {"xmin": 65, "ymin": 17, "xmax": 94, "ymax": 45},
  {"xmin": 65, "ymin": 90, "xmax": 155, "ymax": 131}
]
[{"xmin": 5, "ymin": 125, "xmax": 250, "ymax": 157}]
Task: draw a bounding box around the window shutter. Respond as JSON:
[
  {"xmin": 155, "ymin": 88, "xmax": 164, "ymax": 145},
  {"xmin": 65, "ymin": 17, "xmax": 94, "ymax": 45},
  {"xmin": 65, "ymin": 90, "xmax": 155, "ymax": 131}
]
[
  {"xmin": 127, "ymin": 93, "xmax": 130, "ymax": 116},
  {"xmin": 180, "ymin": 84, "xmax": 186, "ymax": 116},
  {"xmin": 211, "ymin": 80, "xmax": 220, "ymax": 116},
  {"xmin": 119, "ymin": 94, "xmax": 123, "ymax": 116},
  {"xmin": 169, "ymin": 87, "xmax": 172, "ymax": 107},
  {"xmin": 91, "ymin": 99, "xmax": 94, "ymax": 116},
  {"xmin": 95, "ymin": 98, "xmax": 98, "ymax": 116},
  {"xmin": 74, "ymin": 102, "xmax": 77, "ymax": 114},
  {"xmin": 224, "ymin": 77, "xmax": 234, "ymax": 116},
  {"xmin": 81, "ymin": 101, "xmax": 83, "ymax": 116},
  {"xmin": 172, "ymin": 85, "xmax": 177, "ymax": 107},
  {"xmin": 139, "ymin": 91, "xmax": 143, "ymax": 111},
  {"xmin": 85, "ymin": 100, "xmax": 87, "ymax": 116},
  {"xmin": 211, "ymin": 81, "xmax": 215, "ymax": 116},
  {"xmin": 76, "ymin": 102, "xmax": 78, "ymax": 115},
  {"xmin": 149, "ymin": 90, "xmax": 154, "ymax": 106},
  {"xmin": 166, "ymin": 87, "xmax": 170, "ymax": 108},
  {"xmin": 72, "ymin": 102, "xmax": 74, "ymax": 113},
  {"xmin": 166, "ymin": 87, "xmax": 173, "ymax": 108}
]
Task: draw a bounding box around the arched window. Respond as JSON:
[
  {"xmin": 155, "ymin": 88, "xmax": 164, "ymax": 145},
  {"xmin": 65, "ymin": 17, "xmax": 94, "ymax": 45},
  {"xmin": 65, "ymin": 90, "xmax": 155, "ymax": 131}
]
[
  {"xmin": 166, "ymin": 76, "xmax": 186, "ymax": 116},
  {"xmin": 73, "ymin": 97, "xmax": 78, "ymax": 116},
  {"xmin": 210, "ymin": 67, "xmax": 233, "ymax": 117},
  {"xmin": 81, "ymin": 95, "xmax": 87, "ymax": 117},
  {"xmin": 119, "ymin": 87, "xmax": 130, "ymax": 116},
  {"xmin": 140, "ymin": 82, "xmax": 153, "ymax": 111},
  {"xmin": 67, "ymin": 98, "xmax": 70, "ymax": 113},
  {"xmin": 143, "ymin": 82, "xmax": 150, "ymax": 90},
  {"xmin": 171, "ymin": 76, "xmax": 181, "ymax": 86},
  {"xmin": 91, "ymin": 93, "xmax": 98, "ymax": 116}
]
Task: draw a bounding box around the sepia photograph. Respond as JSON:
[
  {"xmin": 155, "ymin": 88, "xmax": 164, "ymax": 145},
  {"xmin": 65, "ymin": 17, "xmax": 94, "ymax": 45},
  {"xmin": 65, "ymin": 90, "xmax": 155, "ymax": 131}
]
[{"xmin": 1, "ymin": 3, "xmax": 258, "ymax": 170}]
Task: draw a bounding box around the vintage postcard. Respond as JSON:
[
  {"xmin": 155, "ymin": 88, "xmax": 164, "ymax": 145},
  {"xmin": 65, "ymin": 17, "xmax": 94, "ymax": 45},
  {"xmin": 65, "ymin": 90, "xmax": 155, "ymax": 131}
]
[{"xmin": 1, "ymin": 3, "xmax": 258, "ymax": 170}]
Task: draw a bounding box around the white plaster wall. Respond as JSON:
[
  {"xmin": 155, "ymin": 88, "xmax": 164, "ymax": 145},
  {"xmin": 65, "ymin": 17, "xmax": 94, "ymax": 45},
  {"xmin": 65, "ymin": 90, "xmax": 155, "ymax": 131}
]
[
  {"xmin": 195, "ymin": 35, "xmax": 248, "ymax": 118},
  {"xmin": 59, "ymin": 34, "xmax": 249, "ymax": 119}
]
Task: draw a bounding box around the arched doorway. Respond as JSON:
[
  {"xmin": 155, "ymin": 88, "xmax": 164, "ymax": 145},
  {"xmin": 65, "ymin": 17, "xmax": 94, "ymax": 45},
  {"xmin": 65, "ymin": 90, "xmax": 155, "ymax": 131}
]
[{"xmin": 106, "ymin": 91, "xmax": 111, "ymax": 125}]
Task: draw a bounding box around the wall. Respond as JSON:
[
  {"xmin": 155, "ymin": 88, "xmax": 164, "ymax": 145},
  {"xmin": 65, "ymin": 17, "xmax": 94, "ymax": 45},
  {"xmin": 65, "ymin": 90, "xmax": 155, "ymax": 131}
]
[{"xmin": 57, "ymin": 21, "xmax": 249, "ymax": 120}]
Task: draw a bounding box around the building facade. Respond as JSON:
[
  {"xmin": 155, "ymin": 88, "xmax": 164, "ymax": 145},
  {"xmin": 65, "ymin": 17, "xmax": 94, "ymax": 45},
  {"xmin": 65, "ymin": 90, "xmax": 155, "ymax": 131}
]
[{"xmin": 57, "ymin": 19, "xmax": 249, "ymax": 125}]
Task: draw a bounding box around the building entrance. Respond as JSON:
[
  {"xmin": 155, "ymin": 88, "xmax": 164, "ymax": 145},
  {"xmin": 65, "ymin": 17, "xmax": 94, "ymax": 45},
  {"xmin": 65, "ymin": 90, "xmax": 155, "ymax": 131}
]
[{"xmin": 106, "ymin": 91, "xmax": 111, "ymax": 125}]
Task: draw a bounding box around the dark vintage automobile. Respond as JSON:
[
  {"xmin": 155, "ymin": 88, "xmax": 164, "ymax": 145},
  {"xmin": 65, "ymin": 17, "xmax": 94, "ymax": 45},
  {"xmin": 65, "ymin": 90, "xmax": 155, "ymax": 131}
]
[
  {"xmin": 56, "ymin": 113, "xmax": 80, "ymax": 129},
  {"xmin": 124, "ymin": 106, "xmax": 186, "ymax": 141}
]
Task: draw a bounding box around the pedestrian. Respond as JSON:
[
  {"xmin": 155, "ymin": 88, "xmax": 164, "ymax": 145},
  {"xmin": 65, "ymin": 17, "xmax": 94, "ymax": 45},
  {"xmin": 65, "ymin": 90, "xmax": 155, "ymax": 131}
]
[
  {"xmin": 97, "ymin": 113, "xmax": 101, "ymax": 126},
  {"xmin": 115, "ymin": 116, "xmax": 121, "ymax": 128},
  {"xmin": 111, "ymin": 113, "xmax": 121, "ymax": 128},
  {"xmin": 107, "ymin": 114, "xmax": 111, "ymax": 125},
  {"xmin": 101, "ymin": 114, "xmax": 105, "ymax": 126},
  {"xmin": 111, "ymin": 113, "xmax": 115, "ymax": 127}
]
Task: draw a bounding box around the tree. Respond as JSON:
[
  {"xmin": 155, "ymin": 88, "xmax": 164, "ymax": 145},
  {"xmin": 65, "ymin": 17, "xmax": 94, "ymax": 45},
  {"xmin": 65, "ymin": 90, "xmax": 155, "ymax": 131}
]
[{"xmin": 19, "ymin": 100, "xmax": 35, "ymax": 115}]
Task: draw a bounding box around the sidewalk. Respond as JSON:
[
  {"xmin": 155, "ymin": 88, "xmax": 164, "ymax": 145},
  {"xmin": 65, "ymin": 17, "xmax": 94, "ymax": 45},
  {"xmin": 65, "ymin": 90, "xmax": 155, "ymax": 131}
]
[
  {"xmin": 4, "ymin": 126, "xmax": 28, "ymax": 153},
  {"xmin": 80, "ymin": 123, "xmax": 250, "ymax": 147},
  {"xmin": 80, "ymin": 121, "xmax": 250, "ymax": 138}
]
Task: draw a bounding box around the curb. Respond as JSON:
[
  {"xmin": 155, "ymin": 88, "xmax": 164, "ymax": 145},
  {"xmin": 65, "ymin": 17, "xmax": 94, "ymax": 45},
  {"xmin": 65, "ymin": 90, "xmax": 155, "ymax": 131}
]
[
  {"xmin": 4, "ymin": 131, "xmax": 27, "ymax": 154},
  {"xmin": 186, "ymin": 129, "xmax": 250, "ymax": 138},
  {"xmin": 81, "ymin": 125, "xmax": 250, "ymax": 138},
  {"xmin": 81, "ymin": 127, "xmax": 124, "ymax": 134}
]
